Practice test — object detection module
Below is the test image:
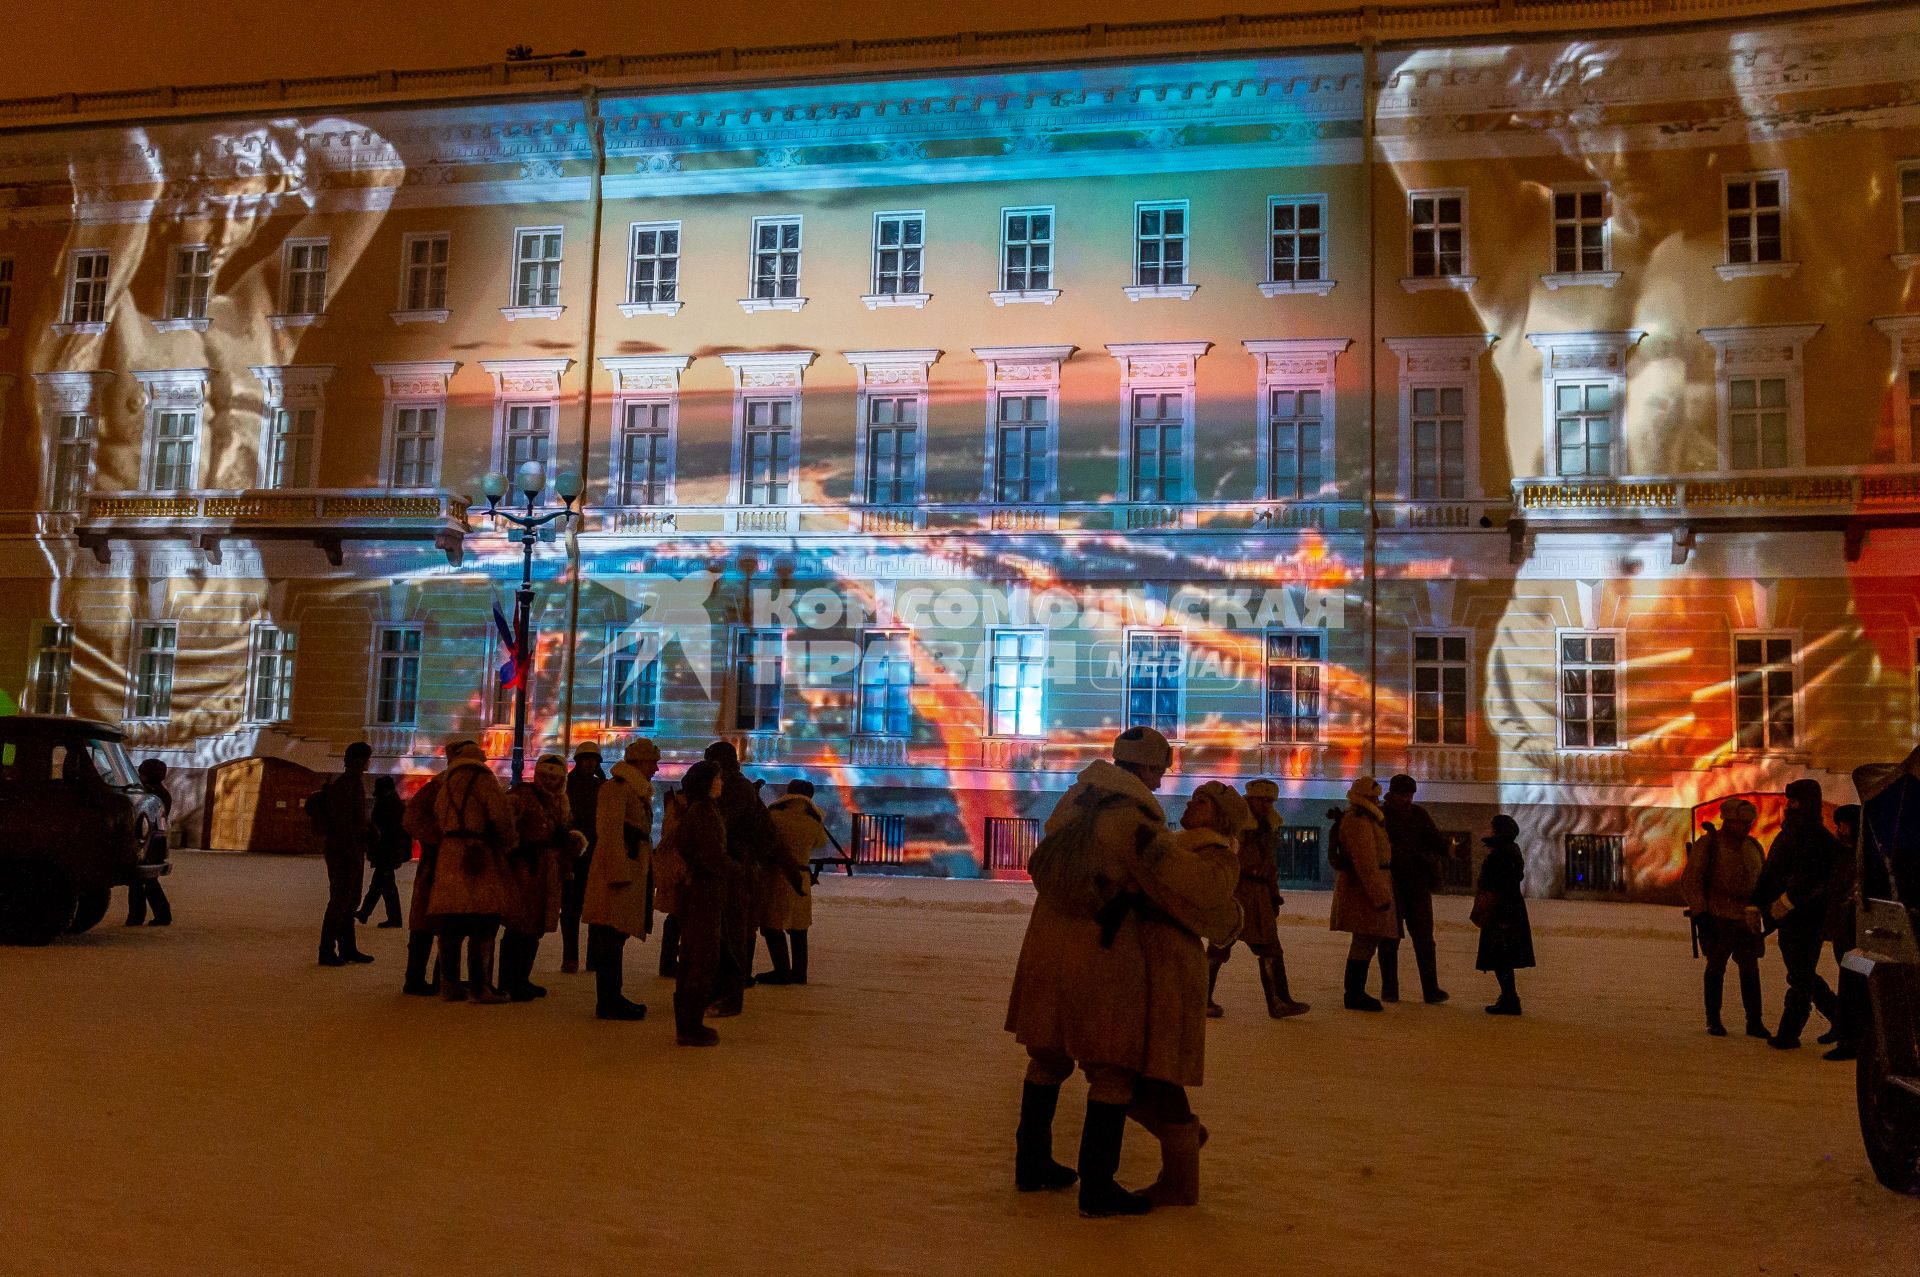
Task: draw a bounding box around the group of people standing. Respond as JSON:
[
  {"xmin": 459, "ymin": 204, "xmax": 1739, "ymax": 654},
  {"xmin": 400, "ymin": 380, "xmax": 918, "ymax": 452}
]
[{"xmin": 304, "ymin": 735, "xmax": 830, "ymax": 1047}]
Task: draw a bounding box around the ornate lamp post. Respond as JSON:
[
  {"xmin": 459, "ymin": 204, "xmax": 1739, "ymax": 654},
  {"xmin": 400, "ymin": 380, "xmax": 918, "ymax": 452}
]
[{"xmin": 477, "ymin": 460, "xmax": 584, "ymax": 784}]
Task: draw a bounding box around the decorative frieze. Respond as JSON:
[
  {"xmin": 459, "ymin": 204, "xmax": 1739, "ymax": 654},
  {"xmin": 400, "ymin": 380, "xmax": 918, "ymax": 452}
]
[
  {"xmin": 842, "ymin": 349, "xmax": 941, "ymax": 391},
  {"xmin": 479, "ymin": 358, "xmax": 572, "ymax": 398},
  {"xmin": 130, "ymin": 368, "xmax": 210, "ymax": 410},
  {"xmin": 248, "ymin": 364, "xmax": 336, "ymax": 407},
  {"xmin": 371, "ymin": 360, "xmax": 460, "ymax": 400}
]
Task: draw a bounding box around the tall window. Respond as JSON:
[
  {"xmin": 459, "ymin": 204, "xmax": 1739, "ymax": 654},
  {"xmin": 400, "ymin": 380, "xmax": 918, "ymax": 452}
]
[
  {"xmin": 1409, "ymin": 191, "xmax": 1465, "ymax": 278},
  {"xmin": 1409, "ymin": 387, "xmax": 1466, "ymax": 498},
  {"xmin": 131, "ymin": 623, "xmax": 177, "ymax": 721},
  {"xmin": 0, "ymin": 256, "xmax": 12, "ymax": 327},
  {"xmin": 1905, "ymin": 366, "xmax": 1920, "ymax": 462},
  {"xmin": 150, "ymin": 411, "xmax": 198, "ymax": 490},
  {"xmin": 503, "ymin": 404, "xmax": 553, "ymax": 474},
  {"xmin": 402, "ymin": 234, "xmax": 449, "ymax": 311},
  {"xmin": 619, "ymin": 401, "xmax": 671, "ymax": 505},
  {"xmin": 1901, "ymin": 163, "xmax": 1920, "ymax": 256},
  {"xmin": 1551, "ymin": 188, "xmax": 1608, "ymax": 274},
  {"xmin": 49, "ymin": 413, "xmax": 93, "ymax": 513},
  {"xmin": 1264, "ymin": 631, "xmax": 1323, "ymax": 744},
  {"xmin": 1554, "ymin": 383, "xmax": 1614, "ymax": 477},
  {"xmin": 750, "ymin": 217, "xmax": 802, "ymax": 300},
  {"xmin": 871, "ymin": 213, "xmax": 924, "ymax": 296},
  {"xmin": 373, "ymin": 627, "xmax": 422, "ymax": 726},
  {"xmin": 1412, "ymin": 632, "xmax": 1469, "ymax": 746},
  {"xmin": 995, "ymin": 394, "xmax": 1050, "ymax": 503},
  {"xmin": 1725, "ymin": 174, "xmax": 1784, "ymax": 265},
  {"xmin": 1124, "ymin": 632, "xmax": 1184, "ymax": 736},
  {"xmin": 989, "ymin": 629, "xmax": 1046, "ymax": 738},
  {"xmin": 864, "ymin": 396, "xmax": 919, "ymax": 504},
  {"xmin": 1268, "ymin": 196, "xmax": 1326, "ymax": 285},
  {"xmin": 732, "ymin": 630, "xmax": 784, "ymax": 733},
  {"xmin": 1129, "ymin": 391, "xmax": 1185, "ymax": 502},
  {"xmin": 282, "ymin": 240, "xmax": 328, "ymax": 315},
  {"xmin": 1734, "ymin": 635, "xmax": 1796, "ymax": 753},
  {"xmin": 391, "ymin": 406, "xmax": 439, "ymax": 488},
  {"xmin": 628, "ymin": 222, "xmax": 679, "ymax": 305},
  {"xmin": 31, "ymin": 622, "xmax": 73, "ymax": 716},
  {"xmin": 606, "ymin": 627, "xmax": 660, "ymax": 730},
  {"xmin": 1134, "ymin": 201, "xmax": 1188, "ymax": 287},
  {"xmin": 1559, "ymin": 633, "xmax": 1620, "ymax": 749},
  {"xmin": 1565, "ymin": 834, "xmax": 1627, "ymax": 894},
  {"xmin": 1728, "ymin": 377, "xmax": 1789, "ymax": 470},
  {"xmin": 741, "ymin": 398, "xmax": 794, "ymax": 505},
  {"xmin": 248, "ymin": 627, "xmax": 297, "ymax": 723},
  {"xmin": 1268, "ymin": 388, "xmax": 1324, "ymax": 499},
  {"xmin": 166, "ymin": 246, "xmax": 212, "ymax": 321},
  {"xmin": 66, "ymin": 250, "xmax": 109, "ymax": 323},
  {"xmin": 512, "ymin": 228, "xmax": 563, "ymax": 308},
  {"xmin": 1001, "ymin": 208, "xmax": 1053, "ymax": 291},
  {"xmin": 858, "ymin": 630, "xmax": 914, "ymax": 737},
  {"xmin": 267, "ymin": 408, "xmax": 316, "ymax": 488}
]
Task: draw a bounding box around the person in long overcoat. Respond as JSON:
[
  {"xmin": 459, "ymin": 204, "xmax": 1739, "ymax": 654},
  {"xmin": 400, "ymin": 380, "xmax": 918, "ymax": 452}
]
[
  {"xmin": 1331, "ymin": 776, "xmax": 1397, "ymax": 1012},
  {"xmin": 357, "ymin": 775, "xmax": 409, "ymax": 927},
  {"xmin": 1824, "ymin": 804, "xmax": 1863, "ymax": 1062},
  {"xmin": 1127, "ymin": 780, "xmax": 1244, "ymax": 1207},
  {"xmin": 583, "ymin": 739, "xmax": 658, "ymax": 1020},
  {"xmin": 125, "ymin": 758, "xmax": 175, "ymax": 927},
  {"xmin": 1473, "ymin": 814, "xmax": 1534, "ymax": 1015},
  {"xmin": 502, "ymin": 755, "xmax": 577, "ymax": 1001},
  {"xmin": 668, "ymin": 761, "xmax": 735, "ymax": 1046},
  {"xmin": 704, "ymin": 741, "xmax": 781, "ymax": 1016},
  {"xmin": 313, "ymin": 742, "xmax": 375, "ymax": 967},
  {"xmin": 1682, "ymin": 797, "xmax": 1768, "ymax": 1037},
  {"xmin": 758, "ymin": 779, "xmax": 827, "ymax": 985},
  {"xmin": 1753, "ymin": 778, "xmax": 1842, "ymax": 1049},
  {"xmin": 1205, "ymin": 778, "xmax": 1306, "ymax": 1019},
  {"xmin": 401, "ymin": 738, "xmax": 471, "ymax": 996},
  {"xmin": 655, "ymin": 785, "xmax": 688, "ymax": 977},
  {"xmin": 428, "ymin": 745, "xmax": 516, "ymax": 1004},
  {"xmin": 560, "ymin": 742, "xmax": 605, "ymax": 973},
  {"xmin": 1381, "ymin": 773, "xmax": 1450, "ymax": 1004},
  {"xmin": 1005, "ymin": 725, "xmax": 1176, "ymax": 1219}
]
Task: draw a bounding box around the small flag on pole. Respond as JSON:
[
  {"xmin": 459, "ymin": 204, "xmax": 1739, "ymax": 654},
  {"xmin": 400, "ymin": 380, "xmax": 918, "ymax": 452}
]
[{"xmin": 491, "ymin": 600, "xmax": 523, "ymax": 690}]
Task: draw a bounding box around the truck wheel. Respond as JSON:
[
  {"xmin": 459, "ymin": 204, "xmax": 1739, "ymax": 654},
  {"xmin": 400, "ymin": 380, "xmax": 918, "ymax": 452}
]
[
  {"xmin": 0, "ymin": 862, "xmax": 78, "ymax": 946},
  {"xmin": 67, "ymin": 888, "xmax": 112, "ymax": 935},
  {"xmin": 1857, "ymin": 1024, "xmax": 1920, "ymax": 1196}
]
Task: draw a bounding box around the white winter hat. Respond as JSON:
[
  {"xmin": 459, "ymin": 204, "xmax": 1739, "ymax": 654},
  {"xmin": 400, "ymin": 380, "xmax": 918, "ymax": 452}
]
[{"xmin": 1113, "ymin": 726, "xmax": 1172, "ymax": 768}]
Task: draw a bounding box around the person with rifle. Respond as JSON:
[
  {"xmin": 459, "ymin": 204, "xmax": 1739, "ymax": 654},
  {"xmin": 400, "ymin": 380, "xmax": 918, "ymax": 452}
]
[
  {"xmin": 1753, "ymin": 779, "xmax": 1842, "ymax": 1050},
  {"xmin": 1682, "ymin": 797, "xmax": 1768, "ymax": 1038}
]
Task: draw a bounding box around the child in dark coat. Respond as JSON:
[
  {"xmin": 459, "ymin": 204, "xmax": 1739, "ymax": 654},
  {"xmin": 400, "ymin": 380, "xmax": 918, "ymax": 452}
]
[{"xmin": 1474, "ymin": 814, "xmax": 1535, "ymax": 1015}]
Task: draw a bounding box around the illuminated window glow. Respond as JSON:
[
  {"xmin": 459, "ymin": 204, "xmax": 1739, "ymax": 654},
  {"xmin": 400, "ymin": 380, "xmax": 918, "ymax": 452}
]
[
  {"xmin": 1264, "ymin": 630, "xmax": 1323, "ymax": 744},
  {"xmin": 858, "ymin": 629, "xmax": 914, "ymax": 738},
  {"xmin": 149, "ymin": 410, "xmax": 198, "ymax": 490},
  {"xmin": 989, "ymin": 629, "xmax": 1046, "ymax": 738},
  {"xmin": 1125, "ymin": 631, "xmax": 1184, "ymax": 736}
]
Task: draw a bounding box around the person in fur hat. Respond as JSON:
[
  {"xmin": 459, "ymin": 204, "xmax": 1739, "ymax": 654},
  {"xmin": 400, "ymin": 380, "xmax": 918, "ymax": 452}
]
[
  {"xmin": 427, "ymin": 742, "xmax": 516, "ymax": 1004},
  {"xmin": 583, "ymin": 739, "xmax": 658, "ymax": 1021},
  {"xmin": 501, "ymin": 754, "xmax": 581, "ymax": 1001},
  {"xmin": 1753, "ymin": 779, "xmax": 1841, "ymax": 1049},
  {"xmin": 1683, "ymin": 797, "xmax": 1767, "ymax": 1038},
  {"xmin": 759, "ymin": 779, "xmax": 827, "ymax": 985},
  {"xmin": 1473, "ymin": 814, "xmax": 1534, "ymax": 1015},
  {"xmin": 1206, "ymin": 777, "xmax": 1308, "ymax": 1019},
  {"xmin": 1331, "ymin": 776, "xmax": 1397, "ymax": 1012}
]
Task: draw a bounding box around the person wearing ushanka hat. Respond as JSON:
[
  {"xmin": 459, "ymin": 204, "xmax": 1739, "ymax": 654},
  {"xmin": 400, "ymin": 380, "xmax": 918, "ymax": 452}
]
[
  {"xmin": 1205, "ymin": 777, "xmax": 1308, "ymax": 1020},
  {"xmin": 1683, "ymin": 796, "xmax": 1767, "ymax": 1038},
  {"xmin": 1473, "ymin": 814, "xmax": 1534, "ymax": 1015},
  {"xmin": 583, "ymin": 739, "xmax": 660, "ymax": 1020},
  {"xmin": 1330, "ymin": 776, "xmax": 1397, "ymax": 1012},
  {"xmin": 560, "ymin": 740, "xmax": 606, "ymax": 974}
]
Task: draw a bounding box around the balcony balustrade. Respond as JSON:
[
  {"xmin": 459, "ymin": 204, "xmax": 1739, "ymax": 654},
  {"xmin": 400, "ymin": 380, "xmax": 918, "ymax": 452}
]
[
  {"xmin": 577, "ymin": 499, "xmax": 1364, "ymax": 540},
  {"xmin": 74, "ymin": 488, "xmax": 471, "ymax": 566}
]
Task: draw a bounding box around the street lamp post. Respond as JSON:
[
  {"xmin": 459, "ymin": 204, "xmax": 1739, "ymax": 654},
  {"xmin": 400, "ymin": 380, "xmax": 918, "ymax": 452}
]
[{"xmin": 477, "ymin": 460, "xmax": 584, "ymax": 785}]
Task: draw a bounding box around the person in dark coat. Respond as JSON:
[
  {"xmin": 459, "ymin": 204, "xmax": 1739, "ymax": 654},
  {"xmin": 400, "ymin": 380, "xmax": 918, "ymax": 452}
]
[
  {"xmin": 312, "ymin": 742, "xmax": 375, "ymax": 966},
  {"xmin": 668, "ymin": 760, "xmax": 734, "ymax": 1047},
  {"xmin": 126, "ymin": 759, "xmax": 174, "ymax": 926},
  {"xmin": 703, "ymin": 740, "xmax": 780, "ymax": 1017},
  {"xmin": 1753, "ymin": 779, "xmax": 1842, "ymax": 1050},
  {"xmin": 561, "ymin": 742, "xmax": 604, "ymax": 974},
  {"xmin": 1380, "ymin": 773, "xmax": 1450, "ymax": 1004},
  {"xmin": 1473, "ymin": 814, "xmax": 1534, "ymax": 1015},
  {"xmin": 357, "ymin": 775, "xmax": 409, "ymax": 927},
  {"xmin": 1683, "ymin": 798, "xmax": 1767, "ymax": 1037},
  {"xmin": 1823, "ymin": 804, "xmax": 1863, "ymax": 1062},
  {"xmin": 400, "ymin": 739, "xmax": 471, "ymax": 996}
]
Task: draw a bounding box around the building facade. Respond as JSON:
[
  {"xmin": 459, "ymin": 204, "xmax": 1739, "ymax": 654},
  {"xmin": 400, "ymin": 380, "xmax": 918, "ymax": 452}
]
[{"xmin": 0, "ymin": 0, "xmax": 1916, "ymax": 895}]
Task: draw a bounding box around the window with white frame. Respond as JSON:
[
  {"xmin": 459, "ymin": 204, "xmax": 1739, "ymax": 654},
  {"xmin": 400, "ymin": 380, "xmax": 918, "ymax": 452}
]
[
  {"xmin": 1124, "ymin": 631, "xmax": 1184, "ymax": 736},
  {"xmin": 732, "ymin": 629, "xmax": 784, "ymax": 733},
  {"xmin": 1552, "ymin": 383, "xmax": 1615, "ymax": 477},
  {"xmin": 247, "ymin": 626, "xmax": 297, "ymax": 723},
  {"xmin": 512, "ymin": 228, "xmax": 563, "ymax": 308},
  {"xmin": 1558, "ymin": 632, "xmax": 1620, "ymax": 749},
  {"xmin": 372, "ymin": 627, "xmax": 422, "ymax": 727},
  {"xmin": 1264, "ymin": 630, "xmax": 1323, "ymax": 744},
  {"xmin": 858, "ymin": 629, "xmax": 914, "ymax": 737},
  {"xmin": 65, "ymin": 250, "xmax": 109, "ymax": 324},
  {"xmin": 390, "ymin": 405, "xmax": 440, "ymax": 488},
  {"xmin": 864, "ymin": 395, "xmax": 919, "ymax": 504},
  {"xmin": 1725, "ymin": 173, "xmax": 1785, "ymax": 266},
  {"xmin": 871, "ymin": 213, "xmax": 924, "ymax": 297},
  {"xmin": 281, "ymin": 240, "xmax": 328, "ymax": 315},
  {"xmin": 0, "ymin": 256, "xmax": 12, "ymax": 327},
  {"xmin": 750, "ymin": 217, "xmax": 802, "ymax": 301},
  {"xmin": 1267, "ymin": 387, "xmax": 1324, "ymax": 499},
  {"xmin": 166, "ymin": 246, "xmax": 212, "ymax": 321},
  {"xmin": 1387, "ymin": 336, "xmax": 1489, "ymax": 500},
  {"xmin": 1411, "ymin": 632, "xmax": 1470, "ymax": 746},
  {"xmin": 149, "ymin": 410, "xmax": 198, "ymax": 490},
  {"xmin": 1268, "ymin": 196, "xmax": 1326, "ymax": 286},
  {"xmin": 373, "ymin": 363, "xmax": 456, "ymax": 489},
  {"xmin": 1001, "ymin": 208, "xmax": 1053, "ymax": 292},
  {"xmin": 266, "ymin": 407, "xmax": 317, "ymax": 488},
  {"xmin": 31, "ymin": 621, "xmax": 73, "ymax": 716},
  {"xmin": 1409, "ymin": 191, "xmax": 1466, "ymax": 278},
  {"xmin": 1702, "ymin": 325, "xmax": 1817, "ymax": 472},
  {"xmin": 401, "ymin": 233, "xmax": 449, "ymax": 312},
  {"xmin": 1733, "ymin": 634, "xmax": 1796, "ymax": 753},
  {"xmin": 1246, "ymin": 339, "xmax": 1346, "ymax": 503},
  {"xmin": 993, "ymin": 393, "xmax": 1051, "ymax": 503},
  {"xmin": 1728, "ymin": 376, "xmax": 1789, "ymax": 470},
  {"xmin": 503, "ymin": 403, "xmax": 554, "ymax": 475},
  {"xmin": 1134, "ymin": 201, "xmax": 1188, "ymax": 288},
  {"xmin": 1128, "ymin": 391, "xmax": 1185, "ymax": 502},
  {"xmin": 1551, "ymin": 187, "xmax": 1609, "ymax": 275},
  {"xmin": 130, "ymin": 622, "xmax": 177, "ymax": 721},
  {"xmin": 605, "ymin": 626, "xmax": 660, "ymax": 730},
  {"xmin": 628, "ymin": 222, "xmax": 679, "ymax": 305},
  {"xmin": 1904, "ymin": 363, "xmax": 1920, "ymax": 463},
  {"xmin": 1526, "ymin": 332, "xmax": 1642, "ymax": 480},
  {"xmin": 1409, "ymin": 387, "xmax": 1466, "ymax": 497},
  {"xmin": 619, "ymin": 401, "xmax": 672, "ymax": 505},
  {"xmin": 989, "ymin": 629, "xmax": 1046, "ymax": 738},
  {"xmin": 741, "ymin": 398, "xmax": 795, "ymax": 506},
  {"xmin": 1900, "ymin": 162, "xmax": 1920, "ymax": 256},
  {"xmin": 48, "ymin": 413, "xmax": 93, "ymax": 513}
]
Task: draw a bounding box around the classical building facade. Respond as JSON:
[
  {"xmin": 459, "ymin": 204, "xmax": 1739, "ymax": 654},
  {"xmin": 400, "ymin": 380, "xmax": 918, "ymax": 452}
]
[{"xmin": 1, "ymin": 0, "xmax": 1916, "ymax": 895}]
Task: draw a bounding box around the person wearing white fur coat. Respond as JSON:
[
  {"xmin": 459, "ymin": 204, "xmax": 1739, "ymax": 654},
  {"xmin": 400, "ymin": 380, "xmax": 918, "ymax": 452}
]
[{"xmin": 758, "ymin": 779, "xmax": 827, "ymax": 985}]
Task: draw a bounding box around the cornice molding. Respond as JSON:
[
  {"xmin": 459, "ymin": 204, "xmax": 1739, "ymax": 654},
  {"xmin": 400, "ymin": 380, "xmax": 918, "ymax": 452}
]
[
  {"xmin": 370, "ymin": 360, "xmax": 460, "ymax": 400},
  {"xmin": 479, "ymin": 357, "xmax": 573, "ymax": 397},
  {"xmin": 599, "ymin": 354, "xmax": 694, "ymax": 393},
  {"xmin": 719, "ymin": 350, "xmax": 818, "ymax": 389}
]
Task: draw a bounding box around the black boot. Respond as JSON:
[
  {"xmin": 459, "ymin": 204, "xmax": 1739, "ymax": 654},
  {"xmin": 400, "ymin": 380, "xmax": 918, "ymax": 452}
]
[
  {"xmin": 788, "ymin": 930, "xmax": 809, "ymax": 984},
  {"xmin": 503, "ymin": 933, "xmax": 545, "ymax": 1001},
  {"xmin": 658, "ymin": 913, "xmax": 681, "ymax": 978},
  {"xmin": 146, "ymin": 882, "xmax": 172, "ymax": 926},
  {"xmin": 318, "ymin": 920, "xmax": 346, "ymax": 967},
  {"xmin": 1344, "ymin": 958, "xmax": 1383, "ymax": 1012},
  {"xmin": 1704, "ymin": 967, "xmax": 1726, "ymax": 1036},
  {"xmin": 592, "ymin": 927, "xmax": 645, "ymax": 1019},
  {"xmin": 403, "ymin": 930, "xmax": 437, "ymax": 995},
  {"xmin": 1415, "ymin": 940, "xmax": 1448, "ymax": 1004},
  {"xmin": 1014, "ymin": 1082, "xmax": 1079, "ymax": 1193},
  {"xmin": 674, "ymin": 992, "xmax": 718, "ymax": 1046},
  {"xmin": 1377, "ymin": 942, "xmax": 1401, "ymax": 1003},
  {"xmin": 1739, "ymin": 965, "xmax": 1767, "ymax": 1038},
  {"xmin": 1076, "ymin": 1101, "xmax": 1152, "ymax": 1218},
  {"xmin": 1486, "ymin": 968, "xmax": 1521, "ymax": 1015},
  {"xmin": 339, "ymin": 918, "xmax": 374, "ymax": 964},
  {"xmin": 757, "ymin": 928, "xmax": 793, "ymax": 985},
  {"xmin": 1206, "ymin": 957, "xmax": 1224, "ymax": 1018}
]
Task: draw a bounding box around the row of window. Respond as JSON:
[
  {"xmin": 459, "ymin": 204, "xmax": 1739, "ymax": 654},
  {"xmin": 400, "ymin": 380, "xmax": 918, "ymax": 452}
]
[
  {"xmin": 10, "ymin": 163, "xmax": 1914, "ymax": 335},
  {"xmin": 23, "ymin": 620, "xmax": 1808, "ymax": 755}
]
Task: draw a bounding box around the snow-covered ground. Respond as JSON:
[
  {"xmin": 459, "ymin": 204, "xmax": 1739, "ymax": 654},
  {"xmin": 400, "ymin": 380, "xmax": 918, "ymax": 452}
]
[{"xmin": 4, "ymin": 853, "xmax": 1919, "ymax": 1276}]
